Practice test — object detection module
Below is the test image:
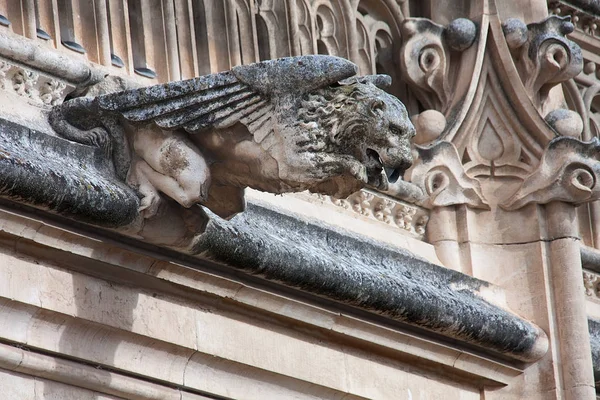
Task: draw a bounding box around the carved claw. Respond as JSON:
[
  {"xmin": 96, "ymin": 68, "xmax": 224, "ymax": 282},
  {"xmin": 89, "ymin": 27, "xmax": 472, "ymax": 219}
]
[{"xmin": 84, "ymin": 127, "xmax": 109, "ymax": 146}]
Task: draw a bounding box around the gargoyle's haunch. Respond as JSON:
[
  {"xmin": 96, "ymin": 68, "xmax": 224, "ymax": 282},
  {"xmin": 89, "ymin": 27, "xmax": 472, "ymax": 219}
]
[{"xmin": 50, "ymin": 55, "xmax": 414, "ymax": 241}]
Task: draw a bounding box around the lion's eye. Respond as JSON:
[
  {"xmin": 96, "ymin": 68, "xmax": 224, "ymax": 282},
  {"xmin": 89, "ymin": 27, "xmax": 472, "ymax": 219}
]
[{"xmin": 389, "ymin": 125, "xmax": 403, "ymax": 136}]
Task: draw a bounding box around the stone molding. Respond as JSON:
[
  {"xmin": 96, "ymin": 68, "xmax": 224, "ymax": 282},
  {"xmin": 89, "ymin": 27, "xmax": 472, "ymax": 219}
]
[
  {"xmin": 194, "ymin": 202, "xmax": 548, "ymax": 363},
  {"xmin": 0, "ymin": 341, "xmax": 205, "ymax": 400},
  {"xmin": 312, "ymin": 189, "xmax": 429, "ymax": 239},
  {"xmin": 0, "ymin": 206, "xmax": 524, "ymax": 390},
  {"xmin": 0, "ymin": 31, "xmax": 104, "ymax": 103},
  {"xmin": 0, "ymin": 194, "xmax": 547, "ymax": 365}
]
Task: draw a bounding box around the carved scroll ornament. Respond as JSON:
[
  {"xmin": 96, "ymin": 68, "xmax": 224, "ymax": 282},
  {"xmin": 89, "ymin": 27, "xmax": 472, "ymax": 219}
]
[
  {"xmin": 502, "ymin": 16, "xmax": 583, "ymax": 107},
  {"xmin": 49, "ymin": 55, "xmax": 416, "ymax": 249},
  {"xmin": 502, "ymin": 137, "xmax": 600, "ymax": 210},
  {"xmin": 400, "ymin": 18, "xmax": 477, "ymax": 113},
  {"xmin": 406, "ymin": 141, "xmax": 489, "ymax": 210}
]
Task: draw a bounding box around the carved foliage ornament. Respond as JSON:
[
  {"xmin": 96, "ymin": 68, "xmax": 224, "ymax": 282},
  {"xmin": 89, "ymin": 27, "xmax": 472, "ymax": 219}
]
[
  {"xmin": 49, "ymin": 55, "xmax": 415, "ymax": 248},
  {"xmin": 0, "ymin": 59, "xmax": 71, "ymax": 106},
  {"xmin": 402, "ymin": 14, "xmax": 589, "ymax": 211},
  {"xmin": 502, "ymin": 137, "xmax": 600, "ymax": 210},
  {"xmin": 502, "ymin": 16, "xmax": 583, "ymax": 107},
  {"xmin": 406, "ymin": 141, "xmax": 489, "ymax": 210},
  {"xmin": 400, "ymin": 18, "xmax": 477, "ymax": 113}
]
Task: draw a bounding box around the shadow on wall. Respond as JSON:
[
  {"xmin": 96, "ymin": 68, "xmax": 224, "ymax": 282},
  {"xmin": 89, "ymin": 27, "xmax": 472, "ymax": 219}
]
[{"xmin": 43, "ymin": 255, "xmax": 140, "ymax": 400}]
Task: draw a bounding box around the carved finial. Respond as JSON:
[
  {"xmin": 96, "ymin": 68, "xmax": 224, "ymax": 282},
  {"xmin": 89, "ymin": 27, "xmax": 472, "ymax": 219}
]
[
  {"xmin": 445, "ymin": 18, "xmax": 477, "ymax": 52},
  {"xmin": 502, "ymin": 18, "xmax": 528, "ymax": 49},
  {"xmin": 411, "ymin": 110, "xmax": 447, "ymax": 145},
  {"xmin": 545, "ymin": 109, "xmax": 583, "ymax": 138}
]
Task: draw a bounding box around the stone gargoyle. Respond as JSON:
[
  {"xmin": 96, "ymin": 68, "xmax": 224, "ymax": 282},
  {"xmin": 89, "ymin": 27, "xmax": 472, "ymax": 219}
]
[{"xmin": 49, "ymin": 55, "xmax": 415, "ymax": 249}]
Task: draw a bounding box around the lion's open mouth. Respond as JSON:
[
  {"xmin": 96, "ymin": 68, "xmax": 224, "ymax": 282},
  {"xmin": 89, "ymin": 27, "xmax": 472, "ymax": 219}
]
[{"xmin": 365, "ymin": 148, "xmax": 403, "ymax": 185}]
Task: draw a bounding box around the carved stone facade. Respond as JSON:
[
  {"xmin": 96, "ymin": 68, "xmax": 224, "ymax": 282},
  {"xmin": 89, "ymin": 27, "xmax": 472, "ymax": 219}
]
[{"xmin": 0, "ymin": 1, "xmax": 599, "ymax": 400}]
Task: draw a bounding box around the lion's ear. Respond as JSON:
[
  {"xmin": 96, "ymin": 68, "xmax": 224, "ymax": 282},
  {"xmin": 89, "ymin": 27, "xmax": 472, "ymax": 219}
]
[{"xmin": 370, "ymin": 99, "xmax": 386, "ymax": 115}]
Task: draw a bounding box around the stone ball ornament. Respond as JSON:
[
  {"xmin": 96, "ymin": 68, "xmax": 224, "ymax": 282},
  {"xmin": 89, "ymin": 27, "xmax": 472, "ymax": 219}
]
[
  {"xmin": 411, "ymin": 110, "xmax": 447, "ymax": 144},
  {"xmin": 445, "ymin": 18, "xmax": 477, "ymax": 51},
  {"xmin": 502, "ymin": 18, "xmax": 529, "ymax": 49},
  {"xmin": 545, "ymin": 108, "xmax": 584, "ymax": 138}
]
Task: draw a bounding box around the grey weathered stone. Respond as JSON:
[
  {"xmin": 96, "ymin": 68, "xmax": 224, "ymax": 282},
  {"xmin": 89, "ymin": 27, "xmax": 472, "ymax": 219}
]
[
  {"xmin": 445, "ymin": 18, "xmax": 477, "ymax": 51},
  {"xmin": 193, "ymin": 201, "xmax": 548, "ymax": 363},
  {"xmin": 588, "ymin": 318, "xmax": 600, "ymax": 386},
  {"xmin": 0, "ymin": 118, "xmax": 138, "ymax": 227},
  {"xmin": 502, "ymin": 18, "xmax": 529, "ymax": 49}
]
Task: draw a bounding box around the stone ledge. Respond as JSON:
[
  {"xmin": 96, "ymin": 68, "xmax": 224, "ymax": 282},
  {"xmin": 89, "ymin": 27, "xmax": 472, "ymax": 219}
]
[
  {"xmin": 0, "ymin": 341, "xmax": 212, "ymax": 400},
  {"xmin": 0, "ymin": 31, "xmax": 105, "ymax": 86},
  {"xmin": 0, "ymin": 118, "xmax": 138, "ymax": 227},
  {"xmin": 0, "ymin": 190, "xmax": 547, "ymax": 366},
  {"xmin": 0, "ymin": 114, "xmax": 547, "ymax": 366},
  {"xmin": 0, "ymin": 205, "xmax": 522, "ymax": 387},
  {"xmin": 194, "ymin": 201, "xmax": 548, "ymax": 363}
]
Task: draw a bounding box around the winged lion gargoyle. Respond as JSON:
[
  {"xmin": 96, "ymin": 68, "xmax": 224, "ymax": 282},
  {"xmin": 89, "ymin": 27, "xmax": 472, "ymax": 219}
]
[{"xmin": 49, "ymin": 55, "xmax": 415, "ymax": 249}]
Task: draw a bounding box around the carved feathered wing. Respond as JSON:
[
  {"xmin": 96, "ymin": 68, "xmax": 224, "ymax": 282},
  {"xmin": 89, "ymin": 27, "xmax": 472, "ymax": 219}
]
[{"xmin": 94, "ymin": 55, "xmax": 358, "ymax": 143}]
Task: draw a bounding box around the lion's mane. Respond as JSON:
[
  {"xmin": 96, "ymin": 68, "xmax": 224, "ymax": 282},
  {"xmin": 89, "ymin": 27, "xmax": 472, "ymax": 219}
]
[{"xmin": 294, "ymin": 83, "xmax": 376, "ymax": 153}]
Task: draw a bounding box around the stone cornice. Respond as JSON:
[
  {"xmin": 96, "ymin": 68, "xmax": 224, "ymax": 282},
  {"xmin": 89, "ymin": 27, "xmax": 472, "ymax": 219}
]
[
  {"xmin": 0, "ymin": 187, "xmax": 547, "ymax": 365},
  {"xmin": 194, "ymin": 201, "xmax": 548, "ymax": 363},
  {"xmin": 0, "ymin": 205, "xmax": 524, "ymax": 387}
]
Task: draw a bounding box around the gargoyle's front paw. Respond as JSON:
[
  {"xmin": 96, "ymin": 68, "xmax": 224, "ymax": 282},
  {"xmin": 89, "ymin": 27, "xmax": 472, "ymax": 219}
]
[
  {"xmin": 83, "ymin": 127, "xmax": 110, "ymax": 149},
  {"xmin": 138, "ymin": 192, "xmax": 162, "ymax": 219},
  {"xmin": 348, "ymin": 163, "xmax": 368, "ymax": 184}
]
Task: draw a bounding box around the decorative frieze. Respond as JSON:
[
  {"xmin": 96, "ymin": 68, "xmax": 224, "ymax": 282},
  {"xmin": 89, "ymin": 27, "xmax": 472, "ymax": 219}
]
[
  {"xmin": 549, "ymin": 1, "xmax": 600, "ymax": 38},
  {"xmin": 0, "ymin": 59, "xmax": 72, "ymax": 107},
  {"xmin": 314, "ymin": 190, "xmax": 429, "ymax": 238}
]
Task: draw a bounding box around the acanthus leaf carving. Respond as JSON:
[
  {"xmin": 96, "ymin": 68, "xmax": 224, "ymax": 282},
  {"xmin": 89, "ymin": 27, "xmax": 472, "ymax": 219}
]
[
  {"xmin": 48, "ymin": 55, "xmax": 416, "ymax": 250},
  {"xmin": 501, "ymin": 136, "xmax": 600, "ymax": 210},
  {"xmin": 406, "ymin": 141, "xmax": 489, "ymax": 210}
]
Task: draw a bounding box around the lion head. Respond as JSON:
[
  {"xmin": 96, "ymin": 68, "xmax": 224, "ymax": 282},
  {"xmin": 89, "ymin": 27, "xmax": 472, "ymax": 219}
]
[{"xmin": 282, "ymin": 80, "xmax": 416, "ymax": 197}]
